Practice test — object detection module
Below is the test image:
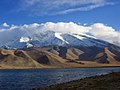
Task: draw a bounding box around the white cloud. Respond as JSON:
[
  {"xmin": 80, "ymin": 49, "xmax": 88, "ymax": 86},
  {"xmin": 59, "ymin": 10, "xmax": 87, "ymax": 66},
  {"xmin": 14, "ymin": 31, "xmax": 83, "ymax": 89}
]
[
  {"xmin": 0, "ymin": 22, "xmax": 120, "ymax": 46},
  {"xmin": 89, "ymin": 23, "xmax": 120, "ymax": 45},
  {"xmin": 18, "ymin": 0, "xmax": 114, "ymax": 16},
  {"xmin": 2, "ymin": 22, "xmax": 10, "ymax": 27},
  {"xmin": 42, "ymin": 22, "xmax": 89, "ymax": 33},
  {"xmin": 54, "ymin": 2, "xmax": 113, "ymax": 14}
]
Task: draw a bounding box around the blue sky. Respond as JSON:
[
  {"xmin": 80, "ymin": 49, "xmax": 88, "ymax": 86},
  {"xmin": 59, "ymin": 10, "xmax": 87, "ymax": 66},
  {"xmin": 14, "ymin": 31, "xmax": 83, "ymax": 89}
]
[{"xmin": 0, "ymin": 0, "xmax": 120, "ymax": 30}]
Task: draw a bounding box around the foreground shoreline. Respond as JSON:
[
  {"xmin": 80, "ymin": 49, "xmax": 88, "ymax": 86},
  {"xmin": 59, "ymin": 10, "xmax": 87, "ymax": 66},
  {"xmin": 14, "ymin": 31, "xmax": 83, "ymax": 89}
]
[
  {"xmin": 0, "ymin": 65, "xmax": 120, "ymax": 70},
  {"xmin": 0, "ymin": 66, "xmax": 120, "ymax": 70},
  {"xmin": 34, "ymin": 72, "xmax": 120, "ymax": 90}
]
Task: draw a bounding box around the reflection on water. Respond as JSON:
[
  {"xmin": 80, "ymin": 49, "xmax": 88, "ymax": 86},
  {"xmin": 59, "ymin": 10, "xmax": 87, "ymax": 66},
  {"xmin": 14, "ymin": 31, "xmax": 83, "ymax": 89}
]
[{"xmin": 0, "ymin": 67, "xmax": 120, "ymax": 90}]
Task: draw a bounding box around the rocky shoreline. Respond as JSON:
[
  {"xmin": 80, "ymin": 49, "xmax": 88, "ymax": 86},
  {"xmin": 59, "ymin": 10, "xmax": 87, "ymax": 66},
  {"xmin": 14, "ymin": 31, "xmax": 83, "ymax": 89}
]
[{"xmin": 33, "ymin": 72, "xmax": 120, "ymax": 90}]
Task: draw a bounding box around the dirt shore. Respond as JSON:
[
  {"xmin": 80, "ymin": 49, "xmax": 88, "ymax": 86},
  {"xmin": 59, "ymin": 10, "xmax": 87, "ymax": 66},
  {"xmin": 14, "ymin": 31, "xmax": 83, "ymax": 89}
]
[{"xmin": 34, "ymin": 72, "xmax": 120, "ymax": 90}]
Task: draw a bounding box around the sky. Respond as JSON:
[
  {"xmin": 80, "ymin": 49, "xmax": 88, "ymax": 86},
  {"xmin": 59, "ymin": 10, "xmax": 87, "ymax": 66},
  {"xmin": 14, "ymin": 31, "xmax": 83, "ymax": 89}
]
[
  {"xmin": 0, "ymin": 0, "xmax": 120, "ymax": 30},
  {"xmin": 0, "ymin": 0, "xmax": 120, "ymax": 46}
]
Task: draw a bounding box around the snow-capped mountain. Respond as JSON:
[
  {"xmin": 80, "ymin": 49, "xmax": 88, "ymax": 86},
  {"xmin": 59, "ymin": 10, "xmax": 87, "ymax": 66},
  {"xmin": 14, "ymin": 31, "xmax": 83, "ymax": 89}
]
[
  {"xmin": 0, "ymin": 27, "xmax": 111, "ymax": 49},
  {"xmin": 0, "ymin": 24, "xmax": 120, "ymax": 69}
]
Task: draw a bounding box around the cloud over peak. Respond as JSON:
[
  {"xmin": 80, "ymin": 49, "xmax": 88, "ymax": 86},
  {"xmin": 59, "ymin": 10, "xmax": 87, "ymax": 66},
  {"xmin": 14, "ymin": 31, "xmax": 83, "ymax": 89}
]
[
  {"xmin": 0, "ymin": 22, "xmax": 120, "ymax": 46},
  {"xmin": 18, "ymin": 0, "xmax": 114, "ymax": 16}
]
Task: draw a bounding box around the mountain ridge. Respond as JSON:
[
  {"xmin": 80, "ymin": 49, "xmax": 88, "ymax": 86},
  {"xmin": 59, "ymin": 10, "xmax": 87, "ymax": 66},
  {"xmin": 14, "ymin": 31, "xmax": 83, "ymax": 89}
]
[
  {"xmin": 0, "ymin": 29, "xmax": 120, "ymax": 68},
  {"xmin": 0, "ymin": 31, "xmax": 114, "ymax": 49},
  {"xmin": 0, "ymin": 45, "xmax": 120, "ymax": 69}
]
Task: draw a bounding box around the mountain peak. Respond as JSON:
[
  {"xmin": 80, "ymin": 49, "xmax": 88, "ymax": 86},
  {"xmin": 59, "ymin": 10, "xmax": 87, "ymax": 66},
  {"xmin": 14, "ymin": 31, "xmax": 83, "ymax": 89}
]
[{"xmin": 0, "ymin": 29, "xmax": 112, "ymax": 49}]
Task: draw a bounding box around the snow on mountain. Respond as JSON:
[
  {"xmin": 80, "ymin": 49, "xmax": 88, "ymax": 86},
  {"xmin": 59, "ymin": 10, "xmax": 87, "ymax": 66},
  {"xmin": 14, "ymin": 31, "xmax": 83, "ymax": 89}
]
[
  {"xmin": 55, "ymin": 33, "xmax": 69, "ymax": 44},
  {"xmin": 0, "ymin": 29, "xmax": 109, "ymax": 49},
  {"xmin": 20, "ymin": 37, "xmax": 30, "ymax": 43}
]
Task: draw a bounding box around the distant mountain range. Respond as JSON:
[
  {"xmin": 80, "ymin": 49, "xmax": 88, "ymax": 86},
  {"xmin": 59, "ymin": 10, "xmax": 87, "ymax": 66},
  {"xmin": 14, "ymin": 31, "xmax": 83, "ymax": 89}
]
[
  {"xmin": 0, "ymin": 29, "xmax": 113, "ymax": 49},
  {"xmin": 0, "ymin": 29, "xmax": 120, "ymax": 68}
]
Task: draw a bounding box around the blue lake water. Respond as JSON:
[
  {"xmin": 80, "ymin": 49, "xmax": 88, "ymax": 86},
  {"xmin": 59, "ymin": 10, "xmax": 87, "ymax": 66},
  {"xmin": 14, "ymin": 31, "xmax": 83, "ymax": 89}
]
[{"xmin": 0, "ymin": 67, "xmax": 120, "ymax": 90}]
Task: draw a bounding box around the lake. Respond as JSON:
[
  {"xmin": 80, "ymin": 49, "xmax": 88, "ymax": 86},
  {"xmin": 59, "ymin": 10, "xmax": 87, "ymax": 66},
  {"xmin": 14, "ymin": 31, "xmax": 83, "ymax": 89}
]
[{"xmin": 0, "ymin": 67, "xmax": 120, "ymax": 90}]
